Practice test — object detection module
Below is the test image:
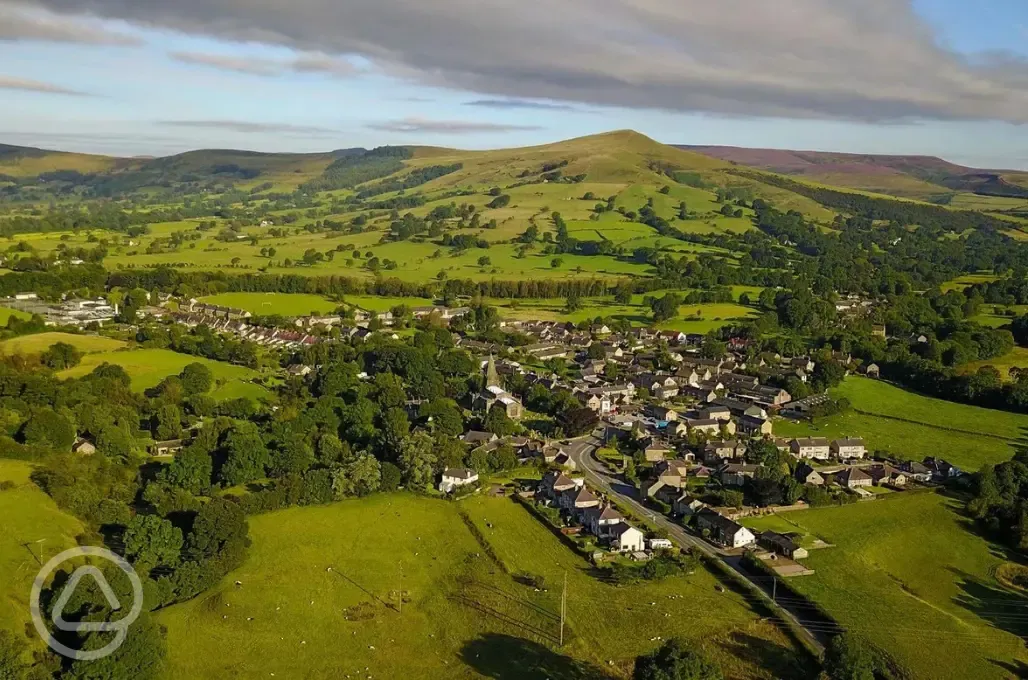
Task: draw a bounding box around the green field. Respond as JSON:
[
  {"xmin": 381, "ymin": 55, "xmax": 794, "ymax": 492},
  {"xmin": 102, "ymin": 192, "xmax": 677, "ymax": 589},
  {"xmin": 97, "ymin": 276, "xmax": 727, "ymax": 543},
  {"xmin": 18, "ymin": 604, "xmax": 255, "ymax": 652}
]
[
  {"xmin": 158, "ymin": 493, "xmax": 806, "ymax": 679},
  {"xmin": 941, "ymin": 273, "xmax": 1001, "ymax": 292},
  {"xmin": 200, "ymin": 292, "xmax": 339, "ymax": 316},
  {"xmin": 777, "ymin": 377, "xmax": 1028, "ymax": 470},
  {"xmin": 752, "ymin": 492, "xmax": 1028, "ymax": 680},
  {"xmin": 60, "ymin": 348, "xmax": 268, "ymax": 399},
  {"xmin": 961, "ymin": 346, "xmax": 1028, "ymax": 380},
  {"xmin": 0, "ymin": 332, "xmax": 126, "ymax": 355},
  {"xmin": 0, "ymin": 307, "xmax": 32, "ymax": 325},
  {"xmin": 0, "ymin": 460, "xmax": 84, "ymax": 639}
]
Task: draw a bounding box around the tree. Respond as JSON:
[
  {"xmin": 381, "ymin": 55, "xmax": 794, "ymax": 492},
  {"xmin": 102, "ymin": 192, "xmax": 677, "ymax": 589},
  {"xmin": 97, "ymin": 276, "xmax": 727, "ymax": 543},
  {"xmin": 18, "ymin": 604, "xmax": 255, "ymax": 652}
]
[
  {"xmin": 650, "ymin": 293, "xmax": 681, "ymax": 323},
  {"xmin": 186, "ymin": 498, "xmax": 248, "ymax": 564},
  {"xmin": 21, "ymin": 408, "xmax": 75, "ymax": 450},
  {"xmin": 558, "ymin": 407, "xmax": 599, "ymax": 437},
  {"xmin": 152, "ymin": 404, "xmax": 182, "ymax": 441},
  {"xmin": 633, "ymin": 638, "xmax": 723, "ymax": 680},
  {"xmin": 398, "ymin": 431, "xmax": 437, "ymax": 490},
  {"xmin": 220, "ymin": 421, "xmax": 270, "ymax": 486},
  {"xmin": 419, "ymin": 398, "xmax": 464, "ymax": 435},
  {"xmin": 68, "ymin": 613, "xmax": 166, "ymax": 680},
  {"xmin": 565, "ymin": 292, "xmax": 583, "ymax": 313},
  {"xmin": 332, "ymin": 453, "xmax": 382, "ymax": 498},
  {"xmin": 477, "ymin": 255, "xmax": 492, "ymax": 267},
  {"xmin": 40, "ymin": 341, "xmax": 82, "ymax": 370},
  {"xmin": 379, "ymin": 407, "xmax": 411, "ymax": 458},
  {"xmin": 551, "ymin": 257, "xmax": 564, "ymax": 269},
  {"xmin": 124, "ymin": 514, "xmax": 183, "ymax": 570},
  {"xmin": 179, "ymin": 362, "xmax": 214, "ymax": 395},
  {"xmin": 97, "ymin": 424, "xmax": 132, "ymax": 459},
  {"xmin": 484, "ymin": 403, "xmax": 516, "ymax": 436},
  {"xmin": 821, "ymin": 633, "xmax": 877, "ymax": 680},
  {"xmin": 380, "ymin": 461, "xmax": 402, "ymax": 491},
  {"xmin": 0, "ymin": 630, "xmax": 29, "ymax": 680},
  {"xmin": 160, "ymin": 445, "xmax": 213, "ymax": 494}
]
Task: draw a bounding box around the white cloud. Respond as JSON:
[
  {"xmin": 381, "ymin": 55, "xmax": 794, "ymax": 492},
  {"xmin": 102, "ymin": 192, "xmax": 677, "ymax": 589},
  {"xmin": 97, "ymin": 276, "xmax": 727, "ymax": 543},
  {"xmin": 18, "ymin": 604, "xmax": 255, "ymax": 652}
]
[
  {"xmin": 0, "ymin": 3, "xmax": 140, "ymax": 45},
  {"xmin": 366, "ymin": 117, "xmax": 542, "ymax": 134},
  {"xmin": 0, "ymin": 74, "xmax": 86, "ymax": 95},
  {"xmin": 169, "ymin": 49, "xmax": 358, "ymax": 78},
  {"xmin": 10, "ymin": 0, "xmax": 1028, "ymax": 122}
]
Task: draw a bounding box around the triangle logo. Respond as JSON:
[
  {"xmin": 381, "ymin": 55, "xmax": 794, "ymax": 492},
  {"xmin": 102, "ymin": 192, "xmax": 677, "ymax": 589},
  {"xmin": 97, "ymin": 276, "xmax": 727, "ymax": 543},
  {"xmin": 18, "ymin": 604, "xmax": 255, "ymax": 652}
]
[{"xmin": 51, "ymin": 566, "xmax": 123, "ymax": 633}]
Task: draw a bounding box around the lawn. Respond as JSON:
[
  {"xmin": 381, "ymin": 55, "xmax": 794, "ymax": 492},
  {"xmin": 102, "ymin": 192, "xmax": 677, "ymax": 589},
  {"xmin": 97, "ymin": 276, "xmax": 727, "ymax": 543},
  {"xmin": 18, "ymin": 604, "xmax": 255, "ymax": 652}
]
[
  {"xmin": 775, "ymin": 378, "xmax": 1028, "ymax": 471},
  {"xmin": 199, "ymin": 293, "xmax": 339, "ymax": 316},
  {"xmin": 157, "ymin": 493, "xmax": 807, "ymax": 679},
  {"xmin": 763, "ymin": 492, "xmax": 1028, "ymax": 680},
  {"xmin": 59, "ymin": 348, "xmax": 268, "ymax": 399},
  {"xmin": 0, "ymin": 332, "xmax": 126, "ymax": 356},
  {"xmin": 0, "ymin": 460, "xmax": 84, "ymax": 641}
]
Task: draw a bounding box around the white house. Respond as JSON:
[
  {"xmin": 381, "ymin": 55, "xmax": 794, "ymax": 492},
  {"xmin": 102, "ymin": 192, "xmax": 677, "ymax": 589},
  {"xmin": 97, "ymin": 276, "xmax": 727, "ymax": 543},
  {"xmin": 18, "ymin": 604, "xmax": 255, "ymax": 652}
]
[
  {"xmin": 790, "ymin": 437, "xmax": 831, "ymax": 460},
  {"xmin": 696, "ymin": 509, "xmax": 755, "ymax": 549},
  {"xmin": 610, "ymin": 523, "xmax": 646, "ymax": 552},
  {"xmin": 830, "ymin": 438, "xmax": 866, "ymax": 459},
  {"xmin": 438, "ymin": 468, "xmax": 479, "ymax": 493}
]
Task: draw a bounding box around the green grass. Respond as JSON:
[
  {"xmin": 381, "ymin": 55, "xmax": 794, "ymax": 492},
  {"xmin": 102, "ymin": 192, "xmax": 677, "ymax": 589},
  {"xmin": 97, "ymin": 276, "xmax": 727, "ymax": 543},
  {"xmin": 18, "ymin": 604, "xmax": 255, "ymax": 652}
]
[
  {"xmin": 0, "ymin": 332, "xmax": 126, "ymax": 355},
  {"xmin": 960, "ymin": 347, "xmax": 1028, "ymax": 380},
  {"xmin": 941, "ymin": 273, "xmax": 1001, "ymax": 292},
  {"xmin": 157, "ymin": 493, "xmax": 806, "ymax": 679},
  {"xmin": 59, "ymin": 348, "xmax": 267, "ymax": 398},
  {"xmin": 776, "ymin": 377, "xmax": 1028, "ymax": 471},
  {"xmin": 767, "ymin": 492, "xmax": 1028, "ymax": 680},
  {"xmin": 0, "ymin": 460, "xmax": 84, "ymax": 639},
  {"xmin": 0, "ymin": 307, "xmax": 31, "ymax": 325},
  {"xmin": 199, "ymin": 292, "xmax": 339, "ymax": 316}
]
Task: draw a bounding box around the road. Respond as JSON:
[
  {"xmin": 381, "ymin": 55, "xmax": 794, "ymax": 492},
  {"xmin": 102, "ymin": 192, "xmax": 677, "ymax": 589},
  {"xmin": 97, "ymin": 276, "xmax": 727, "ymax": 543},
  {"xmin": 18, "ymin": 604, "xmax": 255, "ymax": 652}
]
[{"xmin": 566, "ymin": 434, "xmax": 827, "ymax": 654}]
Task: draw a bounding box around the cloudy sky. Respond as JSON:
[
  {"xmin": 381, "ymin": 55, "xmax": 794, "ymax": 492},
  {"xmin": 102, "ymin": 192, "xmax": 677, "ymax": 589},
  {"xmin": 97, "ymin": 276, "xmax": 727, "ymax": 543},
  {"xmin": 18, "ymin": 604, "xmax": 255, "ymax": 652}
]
[{"xmin": 1, "ymin": 0, "xmax": 1027, "ymax": 168}]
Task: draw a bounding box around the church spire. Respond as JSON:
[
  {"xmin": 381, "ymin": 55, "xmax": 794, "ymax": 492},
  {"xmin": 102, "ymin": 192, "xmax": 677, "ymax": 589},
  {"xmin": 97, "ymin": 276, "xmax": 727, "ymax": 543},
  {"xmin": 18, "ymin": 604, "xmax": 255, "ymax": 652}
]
[{"xmin": 486, "ymin": 354, "xmax": 502, "ymax": 389}]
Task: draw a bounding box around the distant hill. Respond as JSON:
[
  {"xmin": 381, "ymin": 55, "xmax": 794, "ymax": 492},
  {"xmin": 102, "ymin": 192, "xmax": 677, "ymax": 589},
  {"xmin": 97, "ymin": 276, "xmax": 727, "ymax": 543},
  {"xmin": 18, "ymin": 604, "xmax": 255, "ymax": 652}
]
[{"xmin": 681, "ymin": 145, "xmax": 1028, "ymax": 202}]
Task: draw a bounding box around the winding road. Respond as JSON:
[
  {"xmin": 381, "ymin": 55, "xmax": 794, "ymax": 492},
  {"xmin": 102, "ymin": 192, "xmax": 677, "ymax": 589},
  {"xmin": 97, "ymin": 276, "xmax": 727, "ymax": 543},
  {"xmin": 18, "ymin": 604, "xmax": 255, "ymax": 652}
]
[{"xmin": 566, "ymin": 432, "xmax": 827, "ymax": 654}]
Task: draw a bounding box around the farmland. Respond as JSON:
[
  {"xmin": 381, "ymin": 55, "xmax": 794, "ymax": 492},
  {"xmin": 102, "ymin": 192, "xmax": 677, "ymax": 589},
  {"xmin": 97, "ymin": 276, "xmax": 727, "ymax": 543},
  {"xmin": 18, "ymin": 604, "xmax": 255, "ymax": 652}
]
[
  {"xmin": 960, "ymin": 346, "xmax": 1028, "ymax": 379},
  {"xmin": 59, "ymin": 347, "xmax": 269, "ymax": 399},
  {"xmin": 157, "ymin": 493, "xmax": 806, "ymax": 679},
  {"xmin": 742, "ymin": 492, "xmax": 1028, "ymax": 680},
  {"xmin": 0, "ymin": 332, "xmax": 126, "ymax": 356},
  {"xmin": 199, "ymin": 292, "xmax": 339, "ymax": 316},
  {"xmin": 0, "ymin": 307, "xmax": 31, "ymax": 325},
  {"xmin": 0, "ymin": 460, "xmax": 84, "ymax": 639},
  {"xmin": 776, "ymin": 377, "xmax": 1028, "ymax": 470}
]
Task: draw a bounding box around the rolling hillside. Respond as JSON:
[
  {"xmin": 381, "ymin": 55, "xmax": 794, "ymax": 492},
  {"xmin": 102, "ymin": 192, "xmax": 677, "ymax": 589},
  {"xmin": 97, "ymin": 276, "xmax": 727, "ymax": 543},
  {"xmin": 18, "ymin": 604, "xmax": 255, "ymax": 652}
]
[{"xmin": 682, "ymin": 144, "xmax": 1028, "ymax": 203}]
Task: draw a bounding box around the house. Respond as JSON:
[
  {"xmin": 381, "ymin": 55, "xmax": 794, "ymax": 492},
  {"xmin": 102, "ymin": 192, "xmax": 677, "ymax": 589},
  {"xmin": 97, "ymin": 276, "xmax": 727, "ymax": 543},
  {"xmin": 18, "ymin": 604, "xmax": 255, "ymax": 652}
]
[
  {"xmin": 687, "ymin": 418, "xmax": 733, "ymax": 437},
  {"xmin": 538, "ymin": 471, "xmax": 581, "ymax": 501},
  {"xmin": 865, "ymin": 363, "xmax": 881, "ymax": 379},
  {"xmin": 696, "ymin": 509, "xmax": 755, "ymax": 549},
  {"xmin": 718, "ymin": 463, "xmax": 761, "ymax": 487},
  {"xmin": 648, "ymin": 405, "xmax": 678, "ymax": 423},
  {"xmin": 899, "ymin": 460, "xmax": 933, "ymax": 483},
  {"xmin": 714, "ymin": 398, "xmax": 767, "ymax": 420},
  {"xmin": 561, "ymin": 485, "xmax": 600, "ymax": 511},
  {"xmin": 700, "ymin": 405, "xmax": 732, "ymax": 422},
  {"xmin": 759, "ymin": 531, "xmax": 808, "ymax": 560},
  {"xmin": 866, "ymin": 464, "xmax": 906, "ymax": 487},
  {"xmin": 835, "ymin": 466, "xmax": 872, "ymax": 489},
  {"xmin": 583, "ymin": 504, "xmax": 623, "ymax": 537},
  {"xmin": 150, "ymin": 439, "xmax": 185, "ymax": 456},
  {"xmin": 737, "ymin": 415, "xmax": 773, "ymax": 437},
  {"xmin": 463, "ymin": 431, "xmax": 499, "ymax": 447},
  {"xmin": 73, "ymin": 438, "xmax": 96, "ymax": 455},
  {"xmin": 795, "ymin": 463, "xmax": 825, "ymax": 486},
  {"xmin": 641, "ymin": 437, "xmax": 673, "ymax": 463},
  {"xmin": 286, "ymin": 364, "xmax": 313, "ymax": 378},
  {"xmin": 790, "ymin": 437, "xmax": 831, "ymax": 460},
  {"xmin": 872, "ymin": 325, "xmax": 887, "ymax": 339},
  {"xmin": 924, "ymin": 457, "xmax": 962, "ymax": 480},
  {"xmin": 438, "ymin": 468, "xmax": 480, "ymax": 493},
  {"xmin": 673, "ymin": 493, "xmax": 705, "ymax": 516},
  {"xmin": 703, "ymin": 440, "xmax": 746, "ymax": 463},
  {"xmin": 553, "ymin": 449, "xmax": 577, "ymax": 470},
  {"xmin": 610, "ymin": 523, "xmax": 646, "ymax": 552},
  {"xmin": 830, "ymin": 438, "xmax": 866, "ymax": 459}
]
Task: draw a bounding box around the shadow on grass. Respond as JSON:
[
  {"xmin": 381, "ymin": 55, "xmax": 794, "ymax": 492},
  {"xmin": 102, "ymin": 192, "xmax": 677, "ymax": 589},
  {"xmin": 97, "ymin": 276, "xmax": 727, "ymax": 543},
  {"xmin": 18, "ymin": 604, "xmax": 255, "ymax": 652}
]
[
  {"xmin": 989, "ymin": 658, "xmax": 1028, "ymax": 678},
  {"xmin": 715, "ymin": 631, "xmax": 819, "ymax": 680},
  {"xmin": 459, "ymin": 633, "xmax": 613, "ymax": 680},
  {"xmin": 950, "ymin": 566, "xmax": 1028, "ymax": 640}
]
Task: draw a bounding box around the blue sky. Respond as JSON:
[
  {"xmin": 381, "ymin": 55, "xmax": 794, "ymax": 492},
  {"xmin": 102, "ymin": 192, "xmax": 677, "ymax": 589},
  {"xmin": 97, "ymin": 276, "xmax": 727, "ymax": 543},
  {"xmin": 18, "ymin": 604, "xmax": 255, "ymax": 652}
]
[{"xmin": 1, "ymin": 0, "xmax": 1027, "ymax": 168}]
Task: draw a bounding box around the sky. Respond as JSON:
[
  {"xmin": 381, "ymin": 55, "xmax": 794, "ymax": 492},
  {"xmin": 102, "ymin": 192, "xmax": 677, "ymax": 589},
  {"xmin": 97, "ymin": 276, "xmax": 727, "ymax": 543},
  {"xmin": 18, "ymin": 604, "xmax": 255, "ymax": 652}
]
[{"xmin": 1, "ymin": 0, "xmax": 1027, "ymax": 169}]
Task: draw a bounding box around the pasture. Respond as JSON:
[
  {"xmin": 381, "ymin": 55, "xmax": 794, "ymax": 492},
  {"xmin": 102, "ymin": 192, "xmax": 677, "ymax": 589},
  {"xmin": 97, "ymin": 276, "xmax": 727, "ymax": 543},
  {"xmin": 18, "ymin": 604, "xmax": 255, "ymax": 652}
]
[
  {"xmin": 0, "ymin": 307, "xmax": 31, "ymax": 325},
  {"xmin": 755, "ymin": 492, "xmax": 1028, "ymax": 680},
  {"xmin": 199, "ymin": 292, "xmax": 339, "ymax": 316},
  {"xmin": 776, "ymin": 377, "xmax": 1028, "ymax": 471},
  {"xmin": 0, "ymin": 332, "xmax": 126, "ymax": 356},
  {"xmin": 157, "ymin": 493, "xmax": 806, "ymax": 679},
  {"xmin": 59, "ymin": 348, "xmax": 268, "ymax": 399},
  {"xmin": 0, "ymin": 460, "xmax": 84, "ymax": 639},
  {"xmin": 960, "ymin": 346, "xmax": 1028, "ymax": 380}
]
